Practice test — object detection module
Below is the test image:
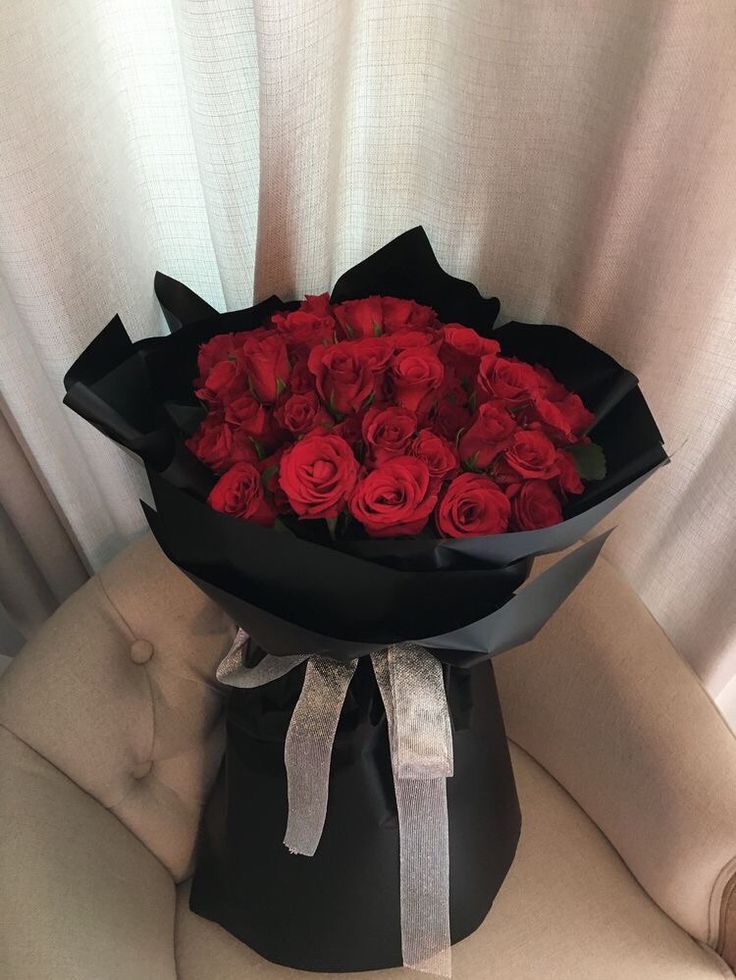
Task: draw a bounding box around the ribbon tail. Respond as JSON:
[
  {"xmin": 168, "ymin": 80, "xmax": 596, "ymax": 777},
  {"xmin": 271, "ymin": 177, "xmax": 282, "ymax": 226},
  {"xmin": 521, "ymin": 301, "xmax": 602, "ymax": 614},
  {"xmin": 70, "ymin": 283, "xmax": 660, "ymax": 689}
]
[
  {"xmin": 283, "ymin": 657, "xmax": 357, "ymax": 856},
  {"xmin": 374, "ymin": 644, "xmax": 453, "ymax": 978}
]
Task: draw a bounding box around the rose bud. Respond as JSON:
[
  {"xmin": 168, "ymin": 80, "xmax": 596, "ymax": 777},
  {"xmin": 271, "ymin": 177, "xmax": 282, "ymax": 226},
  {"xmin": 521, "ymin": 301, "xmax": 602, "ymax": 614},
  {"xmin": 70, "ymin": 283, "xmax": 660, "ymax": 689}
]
[
  {"xmin": 362, "ymin": 406, "xmax": 418, "ymax": 466},
  {"xmin": 557, "ymin": 392, "xmax": 595, "ymax": 438},
  {"xmin": 555, "ymin": 449, "xmax": 585, "ymax": 495},
  {"xmin": 195, "ymin": 357, "xmax": 244, "ymax": 404},
  {"xmin": 224, "ymin": 392, "xmax": 270, "ymax": 440},
  {"xmin": 271, "ymin": 306, "xmax": 335, "ymax": 349},
  {"xmin": 275, "ymin": 391, "xmax": 332, "ymax": 436},
  {"xmin": 381, "ymin": 296, "xmax": 439, "ymax": 334},
  {"xmin": 410, "ymin": 429, "xmax": 460, "ymax": 490},
  {"xmin": 196, "ymin": 331, "xmax": 248, "ymax": 378},
  {"xmin": 390, "ymin": 347, "xmax": 444, "ymax": 414},
  {"xmin": 242, "ymin": 333, "xmax": 290, "ymax": 403},
  {"xmin": 458, "ymin": 401, "xmax": 516, "ymax": 468},
  {"xmin": 477, "ymin": 355, "xmax": 540, "ymax": 405},
  {"xmin": 333, "ymin": 296, "xmax": 384, "ymax": 339},
  {"xmin": 185, "ymin": 416, "xmax": 233, "ymax": 473},
  {"xmin": 207, "ymin": 462, "xmax": 277, "ymax": 526},
  {"xmin": 504, "ymin": 429, "xmax": 559, "ymax": 480},
  {"xmin": 510, "ymin": 479, "xmax": 563, "ymax": 530},
  {"xmin": 436, "ymin": 473, "xmax": 510, "ymax": 538},
  {"xmin": 308, "ymin": 343, "xmax": 375, "ymax": 415}
]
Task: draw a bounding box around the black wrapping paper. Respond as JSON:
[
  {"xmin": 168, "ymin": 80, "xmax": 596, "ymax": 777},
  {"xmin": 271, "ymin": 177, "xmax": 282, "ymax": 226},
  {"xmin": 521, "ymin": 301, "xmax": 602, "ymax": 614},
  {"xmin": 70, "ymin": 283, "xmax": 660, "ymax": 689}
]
[
  {"xmin": 63, "ymin": 227, "xmax": 667, "ymax": 972},
  {"xmin": 190, "ymin": 659, "xmax": 519, "ymax": 972}
]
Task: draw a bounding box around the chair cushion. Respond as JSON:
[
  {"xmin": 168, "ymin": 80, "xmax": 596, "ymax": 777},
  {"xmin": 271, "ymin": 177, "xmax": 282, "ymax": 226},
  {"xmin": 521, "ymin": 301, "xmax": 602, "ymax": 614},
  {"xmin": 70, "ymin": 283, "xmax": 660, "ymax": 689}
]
[
  {"xmin": 173, "ymin": 743, "xmax": 732, "ymax": 980},
  {"xmin": 0, "ymin": 726, "xmax": 177, "ymax": 980},
  {"xmin": 0, "ymin": 535, "xmax": 232, "ymax": 881}
]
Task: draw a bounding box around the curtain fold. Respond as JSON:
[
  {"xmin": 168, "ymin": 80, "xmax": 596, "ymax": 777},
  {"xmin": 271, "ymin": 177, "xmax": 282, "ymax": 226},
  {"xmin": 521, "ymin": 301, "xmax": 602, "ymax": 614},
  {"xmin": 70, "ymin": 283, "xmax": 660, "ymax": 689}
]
[
  {"xmin": 0, "ymin": 0, "xmax": 734, "ymax": 719},
  {"xmin": 0, "ymin": 410, "xmax": 87, "ymax": 654}
]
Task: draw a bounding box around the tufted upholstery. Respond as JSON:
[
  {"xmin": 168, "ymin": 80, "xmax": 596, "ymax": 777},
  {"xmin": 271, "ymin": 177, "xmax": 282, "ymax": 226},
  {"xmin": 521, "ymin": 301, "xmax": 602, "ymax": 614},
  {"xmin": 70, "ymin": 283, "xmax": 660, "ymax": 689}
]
[
  {"xmin": 0, "ymin": 534, "xmax": 735, "ymax": 980},
  {"xmin": 0, "ymin": 535, "xmax": 232, "ymax": 881}
]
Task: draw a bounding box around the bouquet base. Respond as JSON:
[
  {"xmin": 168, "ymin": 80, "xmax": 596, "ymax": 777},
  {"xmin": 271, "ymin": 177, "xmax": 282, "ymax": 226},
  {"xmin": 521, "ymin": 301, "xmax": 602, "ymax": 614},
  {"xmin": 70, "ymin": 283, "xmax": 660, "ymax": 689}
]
[{"xmin": 189, "ymin": 659, "xmax": 520, "ymax": 973}]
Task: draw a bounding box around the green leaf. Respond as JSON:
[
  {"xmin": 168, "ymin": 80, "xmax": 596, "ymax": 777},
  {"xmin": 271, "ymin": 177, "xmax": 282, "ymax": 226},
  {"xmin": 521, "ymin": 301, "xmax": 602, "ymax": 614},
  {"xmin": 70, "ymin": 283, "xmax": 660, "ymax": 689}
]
[
  {"xmin": 570, "ymin": 443, "xmax": 607, "ymax": 481},
  {"xmin": 251, "ymin": 438, "xmax": 266, "ymax": 460},
  {"xmin": 461, "ymin": 451, "xmax": 480, "ymax": 472},
  {"xmin": 261, "ymin": 464, "xmax": 278, "ymax": 487},
  {"xmin": 344, "ymin": 322, "xmax": 355, "ymax": 339},
  {"xmin": 275, "ymin": 377, "xmax": 286, "ymax": 396},
  {"xmin": 467, "ymin": 390, "xmax": 477, "ymax": 413},
  {"xmin": 372, "ymin": 321, "xmax": 383, "ymax": 337}
]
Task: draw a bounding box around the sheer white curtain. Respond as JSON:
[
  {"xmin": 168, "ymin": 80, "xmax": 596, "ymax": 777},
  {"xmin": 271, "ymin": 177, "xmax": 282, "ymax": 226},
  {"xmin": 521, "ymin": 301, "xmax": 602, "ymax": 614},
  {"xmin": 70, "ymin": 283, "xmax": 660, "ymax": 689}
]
[{"xmin": 1, "ymin": 1, "xmax": 735, "ymax": 714}]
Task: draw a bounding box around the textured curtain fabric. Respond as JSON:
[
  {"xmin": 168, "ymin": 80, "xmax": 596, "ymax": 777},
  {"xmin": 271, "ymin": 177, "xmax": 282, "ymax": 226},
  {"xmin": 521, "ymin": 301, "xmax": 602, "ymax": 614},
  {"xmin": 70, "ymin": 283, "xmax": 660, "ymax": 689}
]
[{"xmin": 0, "ymin": 1, "xmax": 734, "ymax": 716}]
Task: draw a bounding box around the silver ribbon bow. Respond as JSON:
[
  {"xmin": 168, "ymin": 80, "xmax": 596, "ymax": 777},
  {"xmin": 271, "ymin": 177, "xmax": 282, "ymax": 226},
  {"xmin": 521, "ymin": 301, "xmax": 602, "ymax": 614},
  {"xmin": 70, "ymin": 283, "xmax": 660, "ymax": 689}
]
[{"xmin": 218, "ymin": 630, "xmax": 454, "ymax": 977}]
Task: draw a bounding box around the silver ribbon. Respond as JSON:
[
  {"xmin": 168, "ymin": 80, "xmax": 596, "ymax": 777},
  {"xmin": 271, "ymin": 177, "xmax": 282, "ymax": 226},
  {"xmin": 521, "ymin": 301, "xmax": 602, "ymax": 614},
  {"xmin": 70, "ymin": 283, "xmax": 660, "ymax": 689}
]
[{"xmin": 218, "ymin": 630, "xmax": 454, "ymax": 977}]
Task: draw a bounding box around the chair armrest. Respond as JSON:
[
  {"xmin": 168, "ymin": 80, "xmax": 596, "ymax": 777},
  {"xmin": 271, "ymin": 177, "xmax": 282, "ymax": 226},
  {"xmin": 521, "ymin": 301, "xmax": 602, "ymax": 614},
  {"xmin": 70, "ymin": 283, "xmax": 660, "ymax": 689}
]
[
  {"xmin": 494, "ymin": 552, "xmax": 736, "ymax": 965},
  {"xmin": 0, "ymin": 725, "xmax": 178, "ymax": 980}
]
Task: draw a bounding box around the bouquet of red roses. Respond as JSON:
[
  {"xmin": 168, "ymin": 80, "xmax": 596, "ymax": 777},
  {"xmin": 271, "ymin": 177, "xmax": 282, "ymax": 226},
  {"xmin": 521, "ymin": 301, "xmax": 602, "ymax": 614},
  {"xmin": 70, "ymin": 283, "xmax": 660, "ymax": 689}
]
[
  {"xmin": 190, "ymin": 290, "xmax": 602, "ymax": 541},
  {"xmin": 64, "ymin": 228, "xmax": 666, "ymax": 976}
]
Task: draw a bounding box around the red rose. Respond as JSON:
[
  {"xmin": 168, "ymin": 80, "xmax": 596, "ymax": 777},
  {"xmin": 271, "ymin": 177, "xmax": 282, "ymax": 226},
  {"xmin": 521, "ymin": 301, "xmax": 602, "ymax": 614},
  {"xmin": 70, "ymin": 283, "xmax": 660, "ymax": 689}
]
[
  {"xmin": 272, "ymin": 308, "xmax": 335, "ymax": 348},
  {"xmin": 279, "ymin": 433, "xmax": 359, "ymax": 518},
  {"xmin": 436, "ymin": 473, "xmax": 510, "ymax": 538},
  {"xmin": 458, "ymin": 401, "xmax": 517, "ymax": 468},
  {"xmin": 288, "ymin": 356, "xmax": 315, "ymax": 394},
  {"xmin": 208, "ymin": 462, "xmax": 276, "ymax": 526},
  {"xmin": 432, "ymin": 376, "xmax": 472, "ymax": 440},
  {"xmin": 478, "ymin": 356, "xmax": 540, "ymax": 405},
  {"xmin": 410, "ymin": 429, "xmax": 459, "ymax": 489},
  {"xmin": 510, "ymin": 480, "xmax": 563, "ymax": 530},
  {"xmin": 443, "ymin": 325, "xmax": 500, "ymax": 359},
  {"xmin": 557, "ymin": 392, "xmax": 595, "ymax": 438},
  {"xmin": 242, "ymin": 333, "xmax": 290, "ymax": 403},
  {"xmin": 349, "ymin": 456, "xmax": 437, "ymax": 537},
  {"xmin": 275, "ymin": 391, "xmax": 332, "ymax": 436},
  {"xmin": 342, "ymin": 336, "xmax": 394, "ymax": 375},
  {"xmin": 381, "ymin": 296, "xmax": 438, "ymax": 334},
  {"xmin": 555, "ymin": 449, "xmax": 584, "ymax": 495},
  {"xmin": 533, "ymin": 364, "xmax": 569, "ymax": 402},
  {"xmin": 195, "ymin": 358, "xmax": 244, "ymax": 403},
  {"xmin": 362, "ymin": 406, "xmax": 417, "ymax": 466},
  {"xmin": 525, "ymin": 394, "xmax": 575, "ymax": 444},
  {"xmin": 224, "ymin": 392, "xmax": 270, "ymax": 439},
  {"xmin": 186, "ymin": 416, "xmax": 233, "ymax": 472},
  {"xmin": 331, "ymin": 413, "xmax": 364, "ymax": 447},
  {"xmin": 197, "ymin": 331, "xmax": 248, "ymax": 378},
  {"xmin": 390, "ymin": 347, "xmax": 444, "ymax": 413},
  {"xmin": 504, "ymin": 429, "xmax": 559, "ymax": 480},
  {"xmin": 307, "ymin": 343, "xmax": 374, "ymax": 414},
  {"xmin": 389, "ymin": 330, "xmax": 437, "ymax": 350},
  {"xmin": 333, "ymin": 296, "xmax": 384, "ymax": 339},
  {"xmin": 300, "ymin": 292, "xmax": 332, "ymax": 317}
]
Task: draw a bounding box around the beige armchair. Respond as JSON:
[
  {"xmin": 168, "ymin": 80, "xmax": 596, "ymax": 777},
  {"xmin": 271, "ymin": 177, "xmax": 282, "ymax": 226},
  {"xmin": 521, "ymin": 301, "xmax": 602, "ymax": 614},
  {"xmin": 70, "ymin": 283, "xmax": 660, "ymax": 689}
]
[{"xmin": 1, "ymin": 535, "xmax": 735, "ymax": 980}]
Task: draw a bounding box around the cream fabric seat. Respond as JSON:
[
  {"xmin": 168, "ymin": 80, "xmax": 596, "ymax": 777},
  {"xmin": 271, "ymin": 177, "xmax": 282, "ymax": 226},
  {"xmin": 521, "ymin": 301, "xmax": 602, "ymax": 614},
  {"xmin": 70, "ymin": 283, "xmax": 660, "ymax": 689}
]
[{"xmin": 1, "ymin": 535, "xmax": 734, "ymax": 980}]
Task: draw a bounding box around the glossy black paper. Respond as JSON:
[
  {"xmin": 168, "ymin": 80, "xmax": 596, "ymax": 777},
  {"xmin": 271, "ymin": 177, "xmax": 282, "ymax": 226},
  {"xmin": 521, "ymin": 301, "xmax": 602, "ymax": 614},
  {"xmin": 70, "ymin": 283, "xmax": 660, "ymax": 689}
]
[
  {"xmin": 63, "ymin": 227, "xmax": 667, "ymax": 972},
  {"xmin": 190, "ymin": 658, "xmax": 520, "ymax": 973}
]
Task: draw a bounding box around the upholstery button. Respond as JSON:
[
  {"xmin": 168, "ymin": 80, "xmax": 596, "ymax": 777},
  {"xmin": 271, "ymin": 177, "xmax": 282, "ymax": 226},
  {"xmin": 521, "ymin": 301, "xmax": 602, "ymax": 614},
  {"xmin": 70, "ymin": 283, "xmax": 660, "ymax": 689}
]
[
  {"xmin": 131, "ymin": 761, "xmax": 152, "ymax": 780},
  {"xmin": 130, "ymin": 639, "xmax": 154, "ymax": 664}
]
